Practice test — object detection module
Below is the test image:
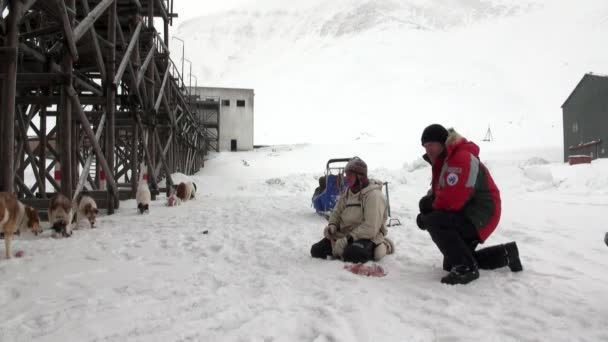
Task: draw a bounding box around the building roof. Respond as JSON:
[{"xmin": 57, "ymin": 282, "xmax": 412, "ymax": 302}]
[
  {"xmin": 194, "ymin": 86, "xmax": 255, "ymax": 92},
  {"xmin": 562, "ymin": 72, "xmax": 608, "ymax": 108}
]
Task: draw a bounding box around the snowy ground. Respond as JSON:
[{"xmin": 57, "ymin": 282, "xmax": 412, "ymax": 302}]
[{"xmin": 2, "ymin": 142, "xmax": 607, "ymax": 342}]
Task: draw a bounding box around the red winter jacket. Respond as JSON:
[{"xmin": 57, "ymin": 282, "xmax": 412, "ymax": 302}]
[{"xmin": 429, "ymin": 130, "xmax": 501, "ymax": 242}]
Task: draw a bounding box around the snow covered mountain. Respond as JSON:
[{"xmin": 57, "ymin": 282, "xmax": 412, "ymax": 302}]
[{"xmin": 175, "ymin": 0, "xmax": 608, "ymax": 146}]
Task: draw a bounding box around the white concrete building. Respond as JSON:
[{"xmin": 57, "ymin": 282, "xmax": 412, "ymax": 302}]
[{"xmin": 191, "ymin": 87, "xmax": 254, "ymax": 152}]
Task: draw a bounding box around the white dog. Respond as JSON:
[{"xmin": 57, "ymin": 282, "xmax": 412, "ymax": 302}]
[
  {"xmin": 189, "ymin": 182, "xmax": 197, "ymax": 200},
  {"xmin": 136, "ymin": 178, "xmax": 151, "ymax": 214}
]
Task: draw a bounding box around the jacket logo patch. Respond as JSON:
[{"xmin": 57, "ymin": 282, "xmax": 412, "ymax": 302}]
[{"xmin": 446, "ymin": 173, "xmax": 459, "ymax": 186}]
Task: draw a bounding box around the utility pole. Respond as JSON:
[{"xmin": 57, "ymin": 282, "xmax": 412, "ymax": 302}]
[{"xmin": 171, "ymin": 36, "xmax": 185, "ymax": 88}]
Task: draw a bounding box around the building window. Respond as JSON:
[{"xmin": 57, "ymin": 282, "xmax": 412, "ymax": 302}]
[
  {"xmin": 572, "ymin": 122, "xmax": 578, "ymax": 133},
  {"xmin": 222, "ymin": 99, "xmax": 230, "ymax": 106},
  {"xmin": 237, "ymin": 100, "xmax": 246, "ymax": 107}
]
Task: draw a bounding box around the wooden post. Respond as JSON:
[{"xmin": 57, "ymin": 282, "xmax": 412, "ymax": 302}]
[
  {"xmin": 131, "ymin": 118, "xmax": 139, "ymax": 198},
  {"xmin": 164, "ymin": 17, "xmax": 169, "ymax": 50},
  {"xmin": 39, "ymin": 89, "xmax": 48, "ymax": 197},
  {"xmin": 0, "ymin": 0, "xmax": 22, "ymax": 192},
  {"xmin": 58, "ymin": 0, "xmax": 76, "ymax": 197},
  {"xmin": 148, "ymin": 1, "xmax": 157, "ymax": 194},
  {"xmin": 106, "ymin": 0, "xmax": 117, "ymax": 213},
  {"xmin": 68, "ymin": 87, "xmax": 118, "ymax": 201},
  {"xmin": 72, "ymin": 109, "xmax": 79, "ymax": 190}
]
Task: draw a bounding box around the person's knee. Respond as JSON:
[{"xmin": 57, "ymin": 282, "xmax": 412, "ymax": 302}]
[
  {"xmin": 310, "ymin": 244, "xmax": 323, "ymax": 258},
  {"xmin": 343, "ymin": 240, "xmax": 375, "ymax": 263},
  {"xmin": 310, "ymin": 244, "xmax": 326, "ymax": 258},
  {"xmin": 373, "ymin": 243, "xmax": 387, "ymax": 261},
  {"xmin": 419, "ymin": 194, "xmax": 434, "ymax": 214},
  {"xmin": 424, "ymin": 210, "xmax": 451, "ymax": 231},
  {"xmin": 311, "ymin": 238, "xmax": 332, "ymax": 259}
]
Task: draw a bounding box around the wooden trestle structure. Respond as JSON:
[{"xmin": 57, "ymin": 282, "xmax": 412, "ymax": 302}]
[{"xmin": 0, "ymin": 0, "xmax": 207, "ymax": 217}]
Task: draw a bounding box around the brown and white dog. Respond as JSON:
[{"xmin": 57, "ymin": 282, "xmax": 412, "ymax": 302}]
[
  {"xmin": 176, "ymin": 182, "xmax": 189, "ymax": 202},
  {"xmin": 176, "ymin": 181, "xmax": 196, "ymax": 202},
  {"xmin": 136, "ymin": 177, "xmax": 151, "ymax": 214},
  {"xmin": 49, "ymin": 193, "xmax": 73, "ymax": 237},
  {"xmin": 75, "ymin": 195, "xmax": 99, "ymax": 228},
  {"xmin": 189, "ymin": 182, "xmax": 197, "ymax": 200},
  {"xmin": 0, "ymin": 192, "xmax": 41, "ymax": 259}
]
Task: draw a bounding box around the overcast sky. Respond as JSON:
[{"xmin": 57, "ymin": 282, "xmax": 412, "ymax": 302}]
[{"xmin": 172, "ymin": 0, "xmax": 246, "ymax": 24}]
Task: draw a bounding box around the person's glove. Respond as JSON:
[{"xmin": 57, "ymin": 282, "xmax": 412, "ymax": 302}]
[
  {"xmin": 419, "ymin": 194, "xmax": 434, "ymax": 214},
  {"xmin": 324, "ymin": 224, "xmax": 338, "ymax": 239},
  {"xmin": 332, "ymin": 235, "xmax": 352, "ymax": 257},
  {"xmin": 416, "ymin": 213, "xmax": 426, "ymax": 230}
]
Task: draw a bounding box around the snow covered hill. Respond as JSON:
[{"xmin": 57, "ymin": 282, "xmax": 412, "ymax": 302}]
[
  {"xmin": 2, "ymin": 143, "xmax": 608, "ymax": 341},
  {"xmin": 174, "ymin": 0, "xmax": 608, "ymax": 146}
]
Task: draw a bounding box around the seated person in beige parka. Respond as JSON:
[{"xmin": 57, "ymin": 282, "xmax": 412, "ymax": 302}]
[{"xmin": 310, "ymin": 157, "xmax": 395, "ymax": 262}]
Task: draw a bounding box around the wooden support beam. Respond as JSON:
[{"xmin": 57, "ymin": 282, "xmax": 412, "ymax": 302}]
[
  {"xmin": 115, "ymin": 17, "xmax": 146, "ymax": 107},
  {"xmin": 19, "ymin": 24, "xmax": 61, "ymax": 39},
  {"xmin": 153, "ymin": 130, "xmax": 173, "ymax": 179},
  {"xmin": 131, "ymin": 0, "xmax": 142, "ymax": 11},
  {"xmin": 16, "ymin": 107, "xmax": 44, "ymax": 194},
  {"xmin": 19, "ymin": 42, "xmax": 45, "ymax": 63},
  {"xmin": 16, "ymin": 95, "xmax": 110, "ymax": 105},
  {"xmin": 155, "ymin": 0, "xmax": 168, "ymax": 21},
  {"xmin": 114, "ymin": 21, "xmax": 142, "ymax": 86},
  {"xmin": 106, "ymin": 0, "xmax": 117, "ymax": 214},
  {"xmin": 15, "ymin": 175, "xmax": 35, "ymax": 198},
  {"xmin": 15, "ymin": 72, "xmax": 66, "ymax": 83},
  {"xmin": 154, "ymin": 64, "xmax": 170, "ymax": 112},
  {"xmin": 74, "ymin": 113, "xmax": 106, "ymax": 201},
  {"xmin": 153, "ymin": 130, "xmax": 170, "ymax": 183},
  {"xmin": 67, "ymin": 86, "xmax": 118, "ymax": 202},
  {"xmin": 39, "ymin": 90, "xmax": 48, "ymax": 197},
  {"xmin": 18, "ymin": 43, "xmax": 104, "ymax": 96},
  {"xmin": 131, "ymin": 118, "xmax": 139, "ymax": 197},
  {"xmin": 136, "ymin": 45, "xmax": 154, "ymax": 87},
  {"xmin": 20, "ymin": 0, "xmax": 39, "ymax": 17},
  {"xmin": 0, "ymin": 0, "xmax": 22, "ymax": 192},
  {"xmin": 79, "ymin": 0, "xmax": 106, "ymax": 81},
  {"xmin": 73, "ymin": 0, "xmax": 114, "ymax": 43},
  {"xmin": 75, "ymin": 152, "xmax": 97, "ymax": 189},
  {"xmin": 156, "ymin": 32, "xmax": 169, "ymax": 55},
  {"xmin": 133, "ymin": 113, "xmax": 158, "ymax": 189},
  {"xmin": 56, "ymin": 0, "xmax": 79, "ymax": 61}
]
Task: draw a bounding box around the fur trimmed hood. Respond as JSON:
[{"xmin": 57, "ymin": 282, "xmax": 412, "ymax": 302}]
[{"xmin": 445, "ymin": 128, "xmax": 480, "ymax": 159}]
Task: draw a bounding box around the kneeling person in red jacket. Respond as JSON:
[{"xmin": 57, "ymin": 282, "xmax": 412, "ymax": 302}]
[{"xmin": 417, "ymin": 124, "xmax": 522, "ymax": 285}]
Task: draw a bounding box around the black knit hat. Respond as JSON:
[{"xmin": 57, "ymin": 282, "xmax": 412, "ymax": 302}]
[
  {"xmin": 421, "ymin": 124, "xmax": 448, "ymax": 145},
  {"xmin": 345, "ymin": 157, "xmax": 367, "ymax": 176}
]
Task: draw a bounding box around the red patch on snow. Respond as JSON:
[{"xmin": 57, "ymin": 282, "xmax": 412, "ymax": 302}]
[
  {"xmin": 14, "ymin": 250, "xmax": 25, "ymax": 258},
  {"xmin": 344, "ymin": 263, "xmax": 386, "ymax": 277}
]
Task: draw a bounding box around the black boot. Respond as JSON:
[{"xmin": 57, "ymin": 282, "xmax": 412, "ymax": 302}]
[
  {"xmin": 441, "ymin": 264, "xmax": 479, "ymax": 285},
  {"xmin": 442, "ymin": 257, "xmax": 452, "ymax": 272},
  {"xmin": 505, "ymin": 242, "xmax": 523, "ymax": 272}
]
